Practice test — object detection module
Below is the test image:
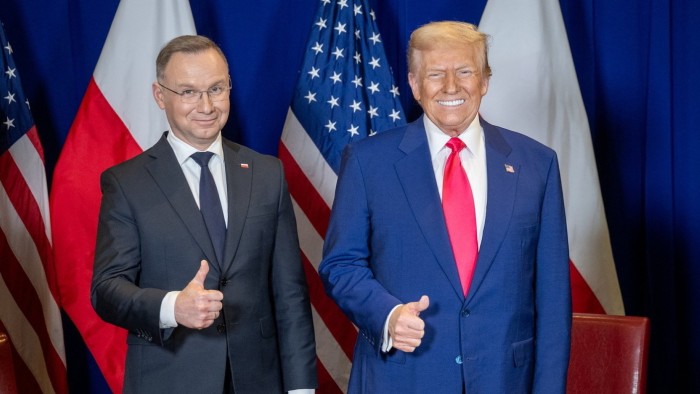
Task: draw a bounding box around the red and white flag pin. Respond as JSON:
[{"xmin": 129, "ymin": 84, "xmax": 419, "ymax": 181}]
[{"xmin": 504, "ymin": 164, "xmax": 515, "ymax": 173}]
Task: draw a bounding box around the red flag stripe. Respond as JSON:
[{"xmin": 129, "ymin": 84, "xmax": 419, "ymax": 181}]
[
  {"xmin": 280, "ymin": 110, "xmax": 338, "ymax": 207},
  {"xmin": 51, "ymin": 78, "xmax": 139, "ymax": 393},
  {"xmin": 315, "ymin": 356, "xmax": 345, "ymax": 394},
  {"xmin": 0, "ymin": 232, "xmax": 67, "ymax": 393},
  {"xmin": 290, "ymin": 192, "xmax": 353, "ymax": 391},
  {"xmin": 279, "ymin": 142, "xmax": 332, "ymax": 239},
  {"xmin": 302, "ymin": 253, "xmax": 357, "ymax": 360},
  {"xmin": 0, "ymin": 150, "xmax": 53, "ymax": 288},
  {"xmin": 25, "ymin": 127, "xmax": 46, "ymax": 162},
  {"xmin": 570, "ymin": 260, "xmax": 606, "ymax": 314},
  {"xmin": 0, "ymin": 319, "xmax": 40, "ymax": 394}
]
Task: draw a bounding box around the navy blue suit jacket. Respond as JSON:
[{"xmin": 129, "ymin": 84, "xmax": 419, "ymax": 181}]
[{"xmin": 319, "ymin": 116, "xmax": 571, "ymax": 393}]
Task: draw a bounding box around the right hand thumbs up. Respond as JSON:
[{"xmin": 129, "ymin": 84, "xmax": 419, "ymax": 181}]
[
  {"xmin": 175, "ymin": 260, "xmax": 224, "ymax": 329},
  {"xmin": 190, "ymin": 259, "xmax": 210, "ymax": 288},
  {"xmin": 388, "ymin": 295, "xmax": 430, "ymax": 352}
]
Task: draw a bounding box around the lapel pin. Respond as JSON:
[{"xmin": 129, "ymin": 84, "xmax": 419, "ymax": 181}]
[
  {"xmin": 504, "ymin": 164, "xmax": 515, "ymax": 173},
  {"xmin": 240, "ymin": 163, "xmax": 249, "ymax": 169}
]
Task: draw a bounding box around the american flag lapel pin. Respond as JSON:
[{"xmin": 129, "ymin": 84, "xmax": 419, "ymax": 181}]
[
  {"xmin": 240, "ymin": 163, "xmax": 249, "ymax": 169},
  {"xmin": 504, "ymin": 164, "xmax": 515, "ymax": 173}
]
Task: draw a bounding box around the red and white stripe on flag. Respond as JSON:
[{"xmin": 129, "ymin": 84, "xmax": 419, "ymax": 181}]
[
  {"xmin": 49, "ymin": 1, "xmax": 195, "ymax": 392},
  {"xmin": 1, "ymin": 22, "xmax": 67, "ymax": 394},
  {"xmin": 479, "ymin": 0, "xmax": 625, "ymax": 314},
  {"xmin": 279, "ymin": 0, "xmax": 407, "ymax": 391},
  {"xmin": 280, "ymin": 111, "xmax": 356, "ymax": 393}
]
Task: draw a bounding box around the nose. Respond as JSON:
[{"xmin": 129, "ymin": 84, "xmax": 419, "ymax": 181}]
[
  {"xmin": 197, "ymin": 91, "xmax": 214, "ymax": 113},
  {"xmin": 443, "ymin": 72, "xmax": 458, "ymax": 94}
]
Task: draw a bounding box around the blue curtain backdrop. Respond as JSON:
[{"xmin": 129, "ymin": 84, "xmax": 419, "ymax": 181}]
[{"xmin": 2, "ymin": 0, "xmax": 698, "ymax": 392}]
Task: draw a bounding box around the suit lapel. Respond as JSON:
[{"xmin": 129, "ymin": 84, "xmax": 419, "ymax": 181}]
[
  {"xmin": 394, "ymin": 119, "xmax": 465, "ymax": 300},
  {"xmin": 221, "ymin": 140, "xmax": 252, "ymax": 275},
  {"xmin": 145, "ymin": 134, "xmax": 222, "ymax": 274},
  {"xmin": 465, "ymin": 118, "xmax": 517, "ymax": 304}
]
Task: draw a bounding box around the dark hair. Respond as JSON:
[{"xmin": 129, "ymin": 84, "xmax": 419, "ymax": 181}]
[{"xmin": 156, "ymin": 35, "xmax": 228, "ymax": 80}]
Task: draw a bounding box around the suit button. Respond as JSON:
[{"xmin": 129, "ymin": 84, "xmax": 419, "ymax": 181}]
[
  {"xmin": 461, "ymin": 308, "xmax": 470, "ymax": 317},
  {"xmin": 217, "ymin": 323, "xmax": 226, "ymax": 334},
  {"xmin": 455, "ymin": 356, "xmax": 463, "ymax": 364},
  {"xmin": 220, "ymin": 279, "xmax": 228, "ymax": 288}
]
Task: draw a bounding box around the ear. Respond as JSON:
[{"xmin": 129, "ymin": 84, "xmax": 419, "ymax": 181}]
[
  {"xmin": 153, "ymin": 82, "xmax": 166, "ymax": 109},
  {"xmin": 480, "ymin": 75, "xmax": 489, "ymax": 96},
  {"xmin": 408, "ymin": 72, "xmax": 421, "ymax": 101}
]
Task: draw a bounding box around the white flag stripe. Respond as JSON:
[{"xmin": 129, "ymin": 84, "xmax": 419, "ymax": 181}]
[
  {"xmin": 291, "ymin": 198, "xmax": 325, "ymax": 270},
  {"xmin": 282, "ymin": 109, "xmax": 338, "ymax": 207},
  {"xmin": 49, "ymin": 2, "xmax": 198, "ymax": 391},
  {"xmin": 293, "ymin": 197, "xmax": 356, "ymax": 390},
  {"xmin": 0, "ymin": 182, "xmax": 65, "ymax": 362},
  {"xmin": 479, "ymin": 0, "xmax": 623, "ymax": 314},
  {"xmin": 0, "ymin": 275, "xmax": 55, "ymax": 394},
  {"xmin": 93, "ymin": 0, "xmax": 196, "ymax": 150},
  {"xmin": 9, "ymin": 135, "xmax": 52, "ymax": 241},
  {"xmin": 311, "ymin": 306, "xmax": 351, "ymax": 393}
]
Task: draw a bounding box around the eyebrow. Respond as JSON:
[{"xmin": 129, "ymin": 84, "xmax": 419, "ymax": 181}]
[{"xmin": 172, "ymin": 79, "xmax": 228, "ymax": 89}]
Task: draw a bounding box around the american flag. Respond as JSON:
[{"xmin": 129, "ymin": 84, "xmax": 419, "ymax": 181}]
[
  {"xmin": 279, "ymin": 0, "xmax": 405, "ymax": 391},
  {"xmin": 0, "ymin": 22, "xmax": 67, "ymax": 393}
]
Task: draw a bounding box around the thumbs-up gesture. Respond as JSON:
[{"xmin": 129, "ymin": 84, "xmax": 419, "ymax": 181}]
[
  {"xmin": 388, "ymin": 295, "xmax": 430, "ymax": 352},
  {"xmin": 175, "ymin": 260, "xmax": 224, "ymax": 329}
]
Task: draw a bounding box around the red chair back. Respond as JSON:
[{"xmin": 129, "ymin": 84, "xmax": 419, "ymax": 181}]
[
  {"xmin": 567, "ymin": 313, "xmax": 650, "ymax": 394},
  {"xmin": 0, "ymin": 331, "xmax": 18, "ymax": 393}
]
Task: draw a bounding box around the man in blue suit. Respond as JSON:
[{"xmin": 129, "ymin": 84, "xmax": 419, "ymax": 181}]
[{"xmin": 319, "ymin": 21, "xmax": 571, "ymax": 393}]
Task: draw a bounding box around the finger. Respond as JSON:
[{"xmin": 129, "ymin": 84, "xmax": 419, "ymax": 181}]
[
  {"xmin": 204, "ymin": 289, "xmax": 224, "ymax": 302},
  {"xmin": 205, "ymin": 299, "xmax": 223, "ymax": 312},
  {"xmin": 405, "ymin": 318, "xmax": 425, "ymax": 332},
  {"xmin": 395, "ymin": 344, "xmax": 416, "ymax": 353},
  {"xmin": 416, "ymin": 295, "xmax": 430, "ymax": 312},
  {"xmin": 394, "ymin": 338, "xmax": 421, "ymax": 352},
  {"xmin": 404, "ymin": 295, "xmax": 429, "ymax": 316},
  {"xmin": 191, "ymin": 260, "xmax": 209, "ymax": 286}
]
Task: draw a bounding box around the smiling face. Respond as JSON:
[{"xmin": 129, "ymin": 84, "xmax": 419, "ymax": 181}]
[
  {"xmin": 153, "ymin": 48, "xmax": 230, "ymax": 150},
  {"xmin": 408, "ymin": 43, "xmax": 489, "ymax": 137}
]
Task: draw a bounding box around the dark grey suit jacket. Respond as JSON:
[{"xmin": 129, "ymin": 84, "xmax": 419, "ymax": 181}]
[{"xmin": 91, "ymin": 132, "xmax": 317, "ymax": 393}]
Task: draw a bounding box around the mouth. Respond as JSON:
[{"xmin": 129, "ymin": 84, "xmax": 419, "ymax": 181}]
[
  {"xmin": 194, "ymin": 117, "xmax": 218, "ymax": 125},
  {"xmin": 438, "ymin": 99, "xmax": 464, "ymax": 107}
]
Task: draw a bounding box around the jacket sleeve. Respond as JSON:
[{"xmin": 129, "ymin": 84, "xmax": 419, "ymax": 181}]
[{"xmin": 319, "ymin": 144, "xmax": 402, "ymax": 346}]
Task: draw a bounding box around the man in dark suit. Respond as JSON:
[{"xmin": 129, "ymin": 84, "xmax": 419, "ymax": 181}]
[
  {"xmin": 91, "ymin": 35, "xmax": 317, "ymax": 394},
  {"xmin": 319, "ymin": 21, "xmax": 571, "ymax": 393}
]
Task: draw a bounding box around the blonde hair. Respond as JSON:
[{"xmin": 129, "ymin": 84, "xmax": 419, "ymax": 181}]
[{"xmin": 408, "ymin": 21, "xmax": 491, "ymax": 77}]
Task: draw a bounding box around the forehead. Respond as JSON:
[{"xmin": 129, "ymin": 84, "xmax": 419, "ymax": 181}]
[
  {"xmin": 163, "ymin": 49, "xmax": 229, "ymax": 82},
  {"xmin": 417, "ymin": 43, "xmax": 480, "ymax": 69}
]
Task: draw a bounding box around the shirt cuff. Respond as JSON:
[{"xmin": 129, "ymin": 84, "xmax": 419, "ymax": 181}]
[
  {"xmin": 159, "ymin": 291, "xmax": 180, "ymax": 328},
  {"xmin": 382, "ymin": 304, "xmax": 402, "ymax": 352},
  {"xmin": 289, "ymin": 389, "xmax": 314, "ymax": 394}
]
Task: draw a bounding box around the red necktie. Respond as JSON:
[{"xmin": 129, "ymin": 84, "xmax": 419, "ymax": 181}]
[{"xmin": 443, "ymin": 137, "xmax": 478, "ymax": 296}]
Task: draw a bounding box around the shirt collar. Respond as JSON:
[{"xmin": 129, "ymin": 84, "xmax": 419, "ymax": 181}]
[
  {"xmin": 166, "ymin": 131, "xmax": 224, "ymax": 165},
  {"xmin": 424, "ymin": 114, "xmax": 484, "ymax": 159}
]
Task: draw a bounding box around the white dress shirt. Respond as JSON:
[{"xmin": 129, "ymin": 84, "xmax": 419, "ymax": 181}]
[
  {"xmin": 158, "ymin": 132, "xmax": 315, "ymax": 394},
  {"xmin": 159, "ymin": 131, "xmax": 227, "ymax": 329},
  {"xmin": 382, "ymin": 115, "xmax": 488, "ymax": 351}
]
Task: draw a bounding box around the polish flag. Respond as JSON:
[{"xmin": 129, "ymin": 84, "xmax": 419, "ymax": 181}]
[
  {"xmin": 49, "ymin": 1, "xmax": 195, "ymax": 392},
  {"xmin": 479, "ymin": 0, "xmax": 624, "ymax": 314}
]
